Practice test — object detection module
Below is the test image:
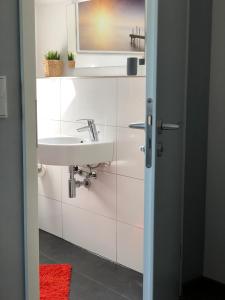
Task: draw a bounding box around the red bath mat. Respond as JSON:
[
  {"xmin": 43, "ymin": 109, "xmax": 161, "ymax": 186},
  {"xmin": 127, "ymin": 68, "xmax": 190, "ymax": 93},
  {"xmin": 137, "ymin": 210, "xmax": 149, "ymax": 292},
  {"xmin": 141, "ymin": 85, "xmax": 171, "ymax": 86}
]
[{"xmin": 40, "ymin": 264, "xmax": 72, "ymax": 300}]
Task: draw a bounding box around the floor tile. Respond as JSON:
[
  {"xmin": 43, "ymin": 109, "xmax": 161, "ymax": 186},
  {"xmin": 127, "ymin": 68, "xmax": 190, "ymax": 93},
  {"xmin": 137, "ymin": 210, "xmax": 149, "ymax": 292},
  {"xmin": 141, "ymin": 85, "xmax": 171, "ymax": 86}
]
[
  {"xmin": 40, "ymin": 233, "xmax": 225, "ymax": 300},
  {"xmin": 39, "ymin": 253, "xmax": 56, "ymax": 264},
  {"xmin": 39, "ymin": 230, "xmax": 143, "ymax": 300},
  {"xmin": 70, "ymin": 271, "xmax": 129, "ymax": 300}
]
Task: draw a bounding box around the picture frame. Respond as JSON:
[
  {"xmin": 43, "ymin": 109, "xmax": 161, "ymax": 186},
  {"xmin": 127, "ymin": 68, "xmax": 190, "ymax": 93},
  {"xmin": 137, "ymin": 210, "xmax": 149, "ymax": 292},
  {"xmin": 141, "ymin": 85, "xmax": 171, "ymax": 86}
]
[{"xmin": 76, "ymin": 0, "xmax": 145, "ymax": 54}]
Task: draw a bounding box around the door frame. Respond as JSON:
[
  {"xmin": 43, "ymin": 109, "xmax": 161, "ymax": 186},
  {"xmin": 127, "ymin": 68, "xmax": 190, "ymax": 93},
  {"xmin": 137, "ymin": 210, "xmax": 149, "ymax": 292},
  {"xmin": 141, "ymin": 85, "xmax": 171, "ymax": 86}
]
[
  {"xmin": 19, "ymin": 0, "xmax": 156, "ymax": 299},
  {"xmin": 143, "ymin": 0, "xmax": 158, "ymax": 299},
  {"xmin": 19, "ymin": 0, "xmax": 39, "ymax": 299}
]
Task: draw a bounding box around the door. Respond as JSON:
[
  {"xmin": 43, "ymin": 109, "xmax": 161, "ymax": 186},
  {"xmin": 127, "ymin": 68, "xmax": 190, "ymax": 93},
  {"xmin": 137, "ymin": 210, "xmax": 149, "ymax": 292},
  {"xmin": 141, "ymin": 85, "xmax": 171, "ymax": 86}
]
[
  {"xmin": 146, "ymin": 0, "xmax": 188, "ymax": 299},
  {"xmin": 130, "ymin": 0, "xmax": 188, "ymax": 299}
]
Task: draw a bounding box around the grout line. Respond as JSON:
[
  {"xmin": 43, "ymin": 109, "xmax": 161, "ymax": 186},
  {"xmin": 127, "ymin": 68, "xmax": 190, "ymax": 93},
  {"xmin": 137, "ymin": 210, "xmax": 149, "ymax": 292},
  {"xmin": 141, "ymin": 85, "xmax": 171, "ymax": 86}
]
[
  {"xmin": 60, "ymin": 120, "xmax": 118, "ymax": 128},
  {"xmin": 61, "ymin": 201, "xmax": 144, "ymax": 230},
  {"xmin": 39, "ymin": 117, "xmax": 61, "ymax": 122},
  {"xmin": 60, "ymin": 119, "xmax": 139, "ymax": 129},
  {"xmin": 39, "ymin": 251, "xmax": 57, "ymax": 264},
  {"xmin": 59, "ymin": 77, "xmax": 63, "ymax": 237},
  {"xmin": 58, "ymin": 80, "xmax": 62, "ymax": 236},
  {"xmin": 115, "ymin": 78, "xmax": 119, "ymax": 264},
  {"xmin": 59, "ymin": 78, "xmax": 62, "ymax": 136},
  {"xmin": 73, "ymin": 271, "xmax": 131, "ymax": 300},
  {"xmin": 38, "ymin": 193, "xmax": 61, "ymax": 203},
  {"xmin": 37, "ymin": 76, "xmax": 146, "ymax": 80},
  {"xmin": 116, "ymin": 173, "xmax": 144, "ymax": 182},
  {"xmin": 117, "ymin": 220, "xmax": 144, "ymax": 231},
  {"xmin": 61, "ymin": 201, "xmax": 117, "ymax": 222},
  {"xmin": 39, "ymin": 192, "xmax": 144, "ymax": 230},
  {"xmin": 61, "ymin": 164, "xmax": 144, "ymax": 181},
  {"xmin": 59, "ymin": 79, "xmax": 64, "ymax": 238},
  {"xmin": 60, "ymin": 166, "xmax": 64, "ymax": 239}
]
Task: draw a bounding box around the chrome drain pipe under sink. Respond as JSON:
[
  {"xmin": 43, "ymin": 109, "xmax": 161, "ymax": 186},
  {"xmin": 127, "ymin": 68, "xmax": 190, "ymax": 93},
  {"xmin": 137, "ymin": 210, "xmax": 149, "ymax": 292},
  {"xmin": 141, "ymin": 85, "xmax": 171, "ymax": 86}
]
[{"xmin": 68, "ymin": 165, "xmax": 96, "ymax": 198}]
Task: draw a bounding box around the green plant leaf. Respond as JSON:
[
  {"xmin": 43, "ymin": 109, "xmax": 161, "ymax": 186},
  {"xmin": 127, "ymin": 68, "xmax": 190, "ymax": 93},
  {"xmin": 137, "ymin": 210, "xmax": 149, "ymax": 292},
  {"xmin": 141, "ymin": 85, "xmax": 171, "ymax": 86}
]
[
  {"xmin": 68, "ymin": 52, "xmax": 75, "ymax": 61},
  {"xmin": 45, "ymin": 50, "xmax": 61, "ymax": 60}
]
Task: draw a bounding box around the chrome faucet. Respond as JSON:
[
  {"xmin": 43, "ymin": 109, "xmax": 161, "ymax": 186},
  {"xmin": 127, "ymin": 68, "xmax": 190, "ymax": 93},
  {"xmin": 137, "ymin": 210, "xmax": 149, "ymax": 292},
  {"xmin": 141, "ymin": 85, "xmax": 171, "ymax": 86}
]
[{"xmin": 76, "ymin": 119, "xmax": 98, "ymax": 141}]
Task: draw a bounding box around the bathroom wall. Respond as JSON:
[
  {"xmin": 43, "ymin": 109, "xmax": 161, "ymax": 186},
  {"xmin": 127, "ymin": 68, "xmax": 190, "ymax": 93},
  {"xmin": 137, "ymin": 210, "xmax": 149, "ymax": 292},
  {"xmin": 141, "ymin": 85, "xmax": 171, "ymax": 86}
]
[
  {"xmin": 37, "ymin": 76, "xmax": 145, "ymax": 273},
  {"xmin": 204, "ymin": 0, "xmax": 225, "ymax": 284},
  {"xmin": 35, "ymin": 0, "xmax": 144, "ymax": 77},
  {"xmin": 0, "ymin": 1, "xmax": 25, "ymax": 299}
]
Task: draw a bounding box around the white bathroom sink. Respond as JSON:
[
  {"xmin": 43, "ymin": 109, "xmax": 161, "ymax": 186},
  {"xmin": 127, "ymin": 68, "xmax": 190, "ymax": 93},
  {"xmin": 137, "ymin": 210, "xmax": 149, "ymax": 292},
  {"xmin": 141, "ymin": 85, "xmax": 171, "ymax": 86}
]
[{"xmin": 38, "ymin": 136, "xmax": 114, "ymax": 166}]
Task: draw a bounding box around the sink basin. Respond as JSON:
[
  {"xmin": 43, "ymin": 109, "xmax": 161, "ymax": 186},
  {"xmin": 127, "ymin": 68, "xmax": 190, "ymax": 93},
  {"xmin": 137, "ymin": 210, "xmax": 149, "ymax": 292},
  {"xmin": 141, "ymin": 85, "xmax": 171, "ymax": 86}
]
[{"xmin": 38, "ymin": 136, "xmax": 114, "ymax": 166}]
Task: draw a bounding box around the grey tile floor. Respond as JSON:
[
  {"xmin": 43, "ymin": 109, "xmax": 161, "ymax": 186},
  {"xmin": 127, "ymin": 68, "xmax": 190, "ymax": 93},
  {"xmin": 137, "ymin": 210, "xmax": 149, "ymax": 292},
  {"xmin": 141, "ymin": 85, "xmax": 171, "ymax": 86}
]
[{"xmin": 39, "ymin": 230, "xmax": 143, "ymax": 300}]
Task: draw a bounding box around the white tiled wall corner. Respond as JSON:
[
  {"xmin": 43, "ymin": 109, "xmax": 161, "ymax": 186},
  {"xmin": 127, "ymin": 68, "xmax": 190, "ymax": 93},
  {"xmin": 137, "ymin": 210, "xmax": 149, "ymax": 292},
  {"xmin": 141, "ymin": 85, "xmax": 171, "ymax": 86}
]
[
  {"xmin": 62, "ymin": 203, "xmax": 117, "ymax": 261},
  {"xmin": 38, "ymin": 165, "xmax": 62, "ymax": 201},
  {"xmin": 60, "ymin": 78, "xmax": 117, "ymax": 126},
  {"xmin": 36, "ymin": 78, "xmax": 61, "ymax": 121},
  {"xmin": 61, "ymin": 168, "xmax": 116, "ymax": 219},
  {"xmin": 117, "ymin": 78, "xmax": 146, "ymax": 127},
  {"xmin": 38, "ymin": 195, "xmax": 62, "ymax": 238},
  {"xmin": 117, "ymin": 127, "xmax": 145, "ymax": 180},
  {"xmin": 117, "ymin": 222, "xmax": 144, "ymax": 273},
  {"xmin": 117, "ymin": 175, "xmax": 144, "ymax": 228}
]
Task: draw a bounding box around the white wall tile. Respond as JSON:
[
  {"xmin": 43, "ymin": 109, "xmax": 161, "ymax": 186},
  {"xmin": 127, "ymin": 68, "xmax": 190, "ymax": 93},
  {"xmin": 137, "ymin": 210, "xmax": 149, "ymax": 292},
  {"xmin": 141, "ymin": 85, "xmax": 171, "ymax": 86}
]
[
  {"xmin": 117, "ymin": 222, "xmax": 144, "ymax": 273},
  {"xmin": 117, "ymin": 78, "xmax": 146, "ymax": 127},
  {"xmin": 62, "ymin": 168, "xmax": 116, "ymax": 219},
  {"xmin": 61, "ymin": 121, "xmax": 117, "ymax": 173},
  {"xmin": 36, "ymin": 78, "xmax": 61, "ymax": 120},
  {"xmin": 117, "ymin": 127, "xmax": 145, "ymax": 179},
  {"xmin": 37, "ymin": 119, "xmax": 61, "ymax": 139},
  {"xmin": 62, "ymin": 204, "xmax": 116, "ymax": 261},
  {"xmin": 38, "ymin": 165, "xmax": 62, "ymax": 201},
  {"xmin": 117, "ymin": 175, "xmax": 144, "ymax": 228},
  {"xmin": 60, "ymin": 78, "xmax": 117, "ymax": 126},
  {"xmin": 96, "ymin": 125, "xmax": 117, "ymax": 174},
  {"xmin": 38, "ymin": 195, "xmax": 62, "ymax": 238}
]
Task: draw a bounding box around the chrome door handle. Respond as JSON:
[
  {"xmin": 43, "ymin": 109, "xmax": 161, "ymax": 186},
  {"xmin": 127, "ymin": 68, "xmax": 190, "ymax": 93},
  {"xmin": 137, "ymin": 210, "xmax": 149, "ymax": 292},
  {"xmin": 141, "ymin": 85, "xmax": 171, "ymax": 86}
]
[
  {"xmin": 129, "ymin": 122, "xmax": 145, "ymax": 130},
  {"xmin": 129, "ymin": 98, "xmax": 153, "ymax": 168},
  {"xmin": 129, "ymin": 123, "xmax": 146, "ymax": 154}
]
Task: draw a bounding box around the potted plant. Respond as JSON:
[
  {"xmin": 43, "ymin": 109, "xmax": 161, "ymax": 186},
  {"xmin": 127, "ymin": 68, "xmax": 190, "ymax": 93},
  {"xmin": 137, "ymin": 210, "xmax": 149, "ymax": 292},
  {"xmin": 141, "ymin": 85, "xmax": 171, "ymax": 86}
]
[
  {"xmin": 43, "ymin": 51, "xmax": 64, "ymax": 77},
  {"xmin": 68, "ymin": 52, "xmax": 76, "ymax": 68}
]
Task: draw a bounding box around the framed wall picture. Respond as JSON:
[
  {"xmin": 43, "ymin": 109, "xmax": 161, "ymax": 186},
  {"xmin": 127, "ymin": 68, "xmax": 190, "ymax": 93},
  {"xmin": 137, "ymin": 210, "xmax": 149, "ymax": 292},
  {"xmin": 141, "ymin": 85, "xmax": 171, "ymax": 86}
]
[{"xmin": 76, "ymin": 0, "xmax": 145, "ymax": 53}]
